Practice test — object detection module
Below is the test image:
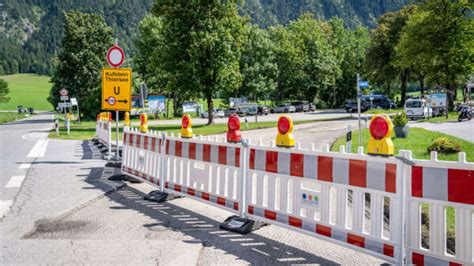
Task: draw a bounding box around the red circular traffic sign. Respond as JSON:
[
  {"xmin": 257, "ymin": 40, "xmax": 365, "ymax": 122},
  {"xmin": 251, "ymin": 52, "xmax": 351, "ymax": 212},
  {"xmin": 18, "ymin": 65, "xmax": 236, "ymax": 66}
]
[
  {"xmin": 107, "ymin": 45, "xmax": 125, "ymax": 68},
  {"xmin": 278, "ymin": 116, "xmax": 291, "ymax": 134},
  {"xmin": 59, "ymin": 88, "xmax": 68, "ymax": 96},
  {"xmin": 370, "ymin": 116, "xmax": 389, "ymax": 140}
]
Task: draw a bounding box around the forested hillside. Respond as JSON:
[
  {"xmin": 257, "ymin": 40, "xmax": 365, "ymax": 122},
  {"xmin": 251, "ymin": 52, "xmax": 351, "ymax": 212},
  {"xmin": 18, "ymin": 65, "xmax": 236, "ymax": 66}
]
[{"xmin": 0, "ymin": 0, "xmax": 408, "ymax": 76}]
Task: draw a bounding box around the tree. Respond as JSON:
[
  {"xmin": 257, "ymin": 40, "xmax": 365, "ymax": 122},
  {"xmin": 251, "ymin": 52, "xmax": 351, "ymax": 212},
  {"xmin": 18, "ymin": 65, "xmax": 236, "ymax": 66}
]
[
  {"xmin": 397, "ymin": 0, "xmax": 474, "ymax": 107},
  {"xmin": 152, "ymin": 0, "xmax": 245, "ymax": 124},
  {"xmin": 365, "ymin": 6, "xmax": 417, "ymax": 104},
  {"xmin": 237, "ymin": 24, "xmax": 277, "ymax": 102},
  {"xmin": 0, "ymin": 79, "xmax": 10, "ymax": 103},
  {"xmin": 49, "ymin": 11, "xmax": 113, "ymax": 119}
]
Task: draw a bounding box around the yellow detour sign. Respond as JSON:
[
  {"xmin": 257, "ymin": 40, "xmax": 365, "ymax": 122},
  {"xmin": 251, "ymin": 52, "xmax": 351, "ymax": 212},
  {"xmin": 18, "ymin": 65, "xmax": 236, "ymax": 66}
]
[{"xmin": 101, "ymin": 68, "xmax": 132, "ymax": 111}]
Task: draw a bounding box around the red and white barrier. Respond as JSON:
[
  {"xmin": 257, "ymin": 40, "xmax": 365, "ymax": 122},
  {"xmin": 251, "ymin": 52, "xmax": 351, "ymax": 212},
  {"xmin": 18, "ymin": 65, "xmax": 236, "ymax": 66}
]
[
  {"xmin": 121, "ymin": 127, "xmax": 474, "ymax": 265},
  {"xmin": 405, "ymin": 151, "xmax": 473, "ymax": 266},
  {"xmin": 96, "ymin": 119, "xmax": 112, "ymax": 157}
]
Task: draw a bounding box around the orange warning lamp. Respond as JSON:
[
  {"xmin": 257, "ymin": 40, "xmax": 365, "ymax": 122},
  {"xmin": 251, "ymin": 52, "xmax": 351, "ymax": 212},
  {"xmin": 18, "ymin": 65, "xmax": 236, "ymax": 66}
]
[
  {"xmin": 180, "ymin": 114, "xmax": 193, "ymax": 138},
  {"xmin": 124, "ymin": 111, "xmax": 130, "ymax": 128},
  {"xmin": 368, "ymin": 115, "xmax": 394, "ymax": 156},
  {"xmin": 139, "ymin": 113, "xmax": 148, "ymax": 133},
  {"xmin": 276, "ymin": 115, "xmax": 295, "ymax": 148},
  {"xmin": 227, "ymin": 114, "xmax": 241, "ymax": 143}
]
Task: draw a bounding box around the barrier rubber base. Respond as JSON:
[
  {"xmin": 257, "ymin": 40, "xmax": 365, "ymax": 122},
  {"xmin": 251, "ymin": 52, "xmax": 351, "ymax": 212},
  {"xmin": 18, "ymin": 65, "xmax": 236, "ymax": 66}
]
[
  {"xmin": 144, "ymin": 190, "xmax": 180, "ymax": 203},
  {"xmin": 220, "ymin": 215, "xmax": 266, "ymax": 235}
]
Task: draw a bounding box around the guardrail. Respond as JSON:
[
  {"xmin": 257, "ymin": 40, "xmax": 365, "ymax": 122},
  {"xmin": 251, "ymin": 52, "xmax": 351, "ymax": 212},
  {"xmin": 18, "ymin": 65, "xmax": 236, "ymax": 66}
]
[
  {"xmin": 121, "ymin": 127, "xmax": 473, "ymax": 265},
  {"xmin": 95, "ymin": 113, "xmax": 112, "ymax": 158}
]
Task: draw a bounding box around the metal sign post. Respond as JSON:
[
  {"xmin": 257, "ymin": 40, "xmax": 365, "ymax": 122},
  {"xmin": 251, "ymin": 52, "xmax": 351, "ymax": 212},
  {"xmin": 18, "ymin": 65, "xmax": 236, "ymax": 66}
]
[
  {"xmin": 357, "ymin": 73, "xmax": 362, "ymax": 148},
  {"xmin": 346, "ymin": 125, "xmax": 352, "ymax": 153},
  {"xmin": 115, "ymin": 109, "xmax": 120, "ymax": 160}
]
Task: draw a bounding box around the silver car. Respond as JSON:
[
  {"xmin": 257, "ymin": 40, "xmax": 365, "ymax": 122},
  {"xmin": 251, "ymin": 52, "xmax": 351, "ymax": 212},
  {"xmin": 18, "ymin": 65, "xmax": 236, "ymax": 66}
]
[{"xmin": 275, "ymin": 104, "xmax": 296, "ymax": 113}]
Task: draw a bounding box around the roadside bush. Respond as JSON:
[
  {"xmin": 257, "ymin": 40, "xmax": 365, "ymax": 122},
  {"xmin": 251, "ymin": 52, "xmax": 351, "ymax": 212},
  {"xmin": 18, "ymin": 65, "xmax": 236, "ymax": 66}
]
[
  {"xmin": 392, "ymin": 111, "xmax": 408, "ymax": 127},
  {"xmin": 427, "ymin": 137, "xmax": 460, "ymax": 154}
]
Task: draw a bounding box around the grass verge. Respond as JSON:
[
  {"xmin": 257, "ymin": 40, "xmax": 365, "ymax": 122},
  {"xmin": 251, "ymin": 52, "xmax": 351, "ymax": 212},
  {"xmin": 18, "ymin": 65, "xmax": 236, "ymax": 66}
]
[{"xmin": 0, "ymin": 112, "xmax": 28, "ymax": 124}]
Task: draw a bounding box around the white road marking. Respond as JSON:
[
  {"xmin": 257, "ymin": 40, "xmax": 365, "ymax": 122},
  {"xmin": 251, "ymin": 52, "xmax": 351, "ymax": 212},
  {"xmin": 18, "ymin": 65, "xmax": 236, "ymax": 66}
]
[
  {"xmin": 27, "ymin": 139, "xmax": 49, "ymax": 158},
  {"xmin": 19, "ymin": 163, "xmax": 32, "ymax": 169},
  {"xmin": 0, "ymin": 200, "xmax": 13, "ymax": 218},
  {"xmin": 5, "ymin": 175, "xmax": 26, "ymax": 188}
]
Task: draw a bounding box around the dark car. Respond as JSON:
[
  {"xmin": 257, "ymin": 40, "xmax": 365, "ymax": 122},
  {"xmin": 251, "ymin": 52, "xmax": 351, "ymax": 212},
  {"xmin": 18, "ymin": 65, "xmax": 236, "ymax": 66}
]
[
  {"xmin": 343, "ymin": 99, "xmax": 369, "ymax": 113},
  {"xmin": 291, "ymin": 101, "xmax": 310, "ymax": 112},
  {"xmin": 309, "ymin": 103, "xmax": 316, "ymax": 112},
  {"xmin": 257, "ymin": 105, "xmax": 269, "ymax": 115},
  {"xmin": 362, "ymin": 95, "xmax": 397, "ymax": 109}
]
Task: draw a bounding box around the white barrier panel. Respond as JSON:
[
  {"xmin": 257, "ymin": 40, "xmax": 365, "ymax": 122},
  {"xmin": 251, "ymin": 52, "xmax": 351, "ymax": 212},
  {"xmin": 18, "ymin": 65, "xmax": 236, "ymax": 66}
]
[
  {"xmin": 405, "ymin": 151, "xmax": 473, "ymax": 266},
  {"xmin": 245, "ymin": 144, "xmax": 403, "ymax": 263},
  {"xmin": 162, "ymin": 135, "xmax": 242, "ymax": 213},
  {"xmin": 96, "ymin": 120, "xmax": 112, "ymax": 157},
  {"xmin": 122, "ymin": 128, "xmax": 162, "ymax": 186},
  {"xmin": 121, "ymin": 128, "xmax": 474, "ymax": 265}
]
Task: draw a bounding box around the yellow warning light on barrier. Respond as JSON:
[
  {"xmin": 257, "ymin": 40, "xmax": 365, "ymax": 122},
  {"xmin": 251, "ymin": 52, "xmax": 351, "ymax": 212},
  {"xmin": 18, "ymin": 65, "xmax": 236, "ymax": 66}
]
[
  {"xmin": 368, "ymin": 115, "xmax": 394, "ymax": 156},
  {"xmin": 140, "ymin": 113, "xmax": 148, "ymax": 133},
  {"xmin": 66, "ymin": 113, "xmax": 72, "ymax": 121},
  {"xmin": 124, "ymin": 111, "xmax": 130, "ymax": 128},
  {"xmin": 180, "ymin": 114, "xmax": 193, "ymax": 138},
  {"xmin": 276, "ymin": 115, "xmax": 295, "ymax": 148}
]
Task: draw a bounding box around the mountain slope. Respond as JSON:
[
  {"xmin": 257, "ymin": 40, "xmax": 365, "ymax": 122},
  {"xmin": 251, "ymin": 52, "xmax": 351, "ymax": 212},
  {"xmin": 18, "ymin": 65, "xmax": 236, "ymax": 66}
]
[{"xmin": 0, "ymin": 0, "xmax": 408, "ymax": 76}]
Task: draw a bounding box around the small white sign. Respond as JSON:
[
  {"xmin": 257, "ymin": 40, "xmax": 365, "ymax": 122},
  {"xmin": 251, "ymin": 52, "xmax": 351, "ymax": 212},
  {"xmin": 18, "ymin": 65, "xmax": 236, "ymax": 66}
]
[
  {"xmin": 58, "ymin": 102, "xmax": 72, "ymax": 108},
  {"xmin": 60, "ymin": 95, "xmax": 69, "ymax": 101},
  {"xmin": 70, "ymin": 98, "xmax": 78, "ymax": 106},
  {"xmin": 227, "ymin": 220, "xmax": 245, "ymax": 228}
]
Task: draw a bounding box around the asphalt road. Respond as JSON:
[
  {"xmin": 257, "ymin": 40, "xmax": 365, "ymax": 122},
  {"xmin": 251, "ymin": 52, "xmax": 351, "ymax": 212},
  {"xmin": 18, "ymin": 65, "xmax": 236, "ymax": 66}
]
[{"xmin": 410, "ymin": 119, "xmax": 474, "ymax": 143}]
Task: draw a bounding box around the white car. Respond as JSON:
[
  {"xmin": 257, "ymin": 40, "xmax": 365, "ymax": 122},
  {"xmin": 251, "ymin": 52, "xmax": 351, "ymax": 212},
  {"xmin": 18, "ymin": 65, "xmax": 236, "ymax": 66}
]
[
  {"xmin": 274, "ymin": 104, "xmax": 296, "ymax": 113},
  {"xmin": 201, "ymin": 108, "xmax": 225, "ymax": 118},
  {"xmin": 404, "ymin": 99, "xmax": 432, "ymax": 120}
]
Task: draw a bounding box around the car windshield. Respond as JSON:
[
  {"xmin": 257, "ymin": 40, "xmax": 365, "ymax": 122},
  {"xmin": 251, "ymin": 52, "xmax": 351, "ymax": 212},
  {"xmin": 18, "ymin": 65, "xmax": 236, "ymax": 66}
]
[{"xmin": 406, "ymin": 101, "xmax": 422, "ymax": 108}]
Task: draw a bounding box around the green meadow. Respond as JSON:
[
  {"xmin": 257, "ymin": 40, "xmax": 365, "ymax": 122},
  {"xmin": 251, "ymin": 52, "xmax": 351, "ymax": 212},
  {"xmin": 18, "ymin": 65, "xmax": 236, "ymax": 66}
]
[{"xmin": 0, "ymin": 74, "xmax": 53, "ymax": 111}]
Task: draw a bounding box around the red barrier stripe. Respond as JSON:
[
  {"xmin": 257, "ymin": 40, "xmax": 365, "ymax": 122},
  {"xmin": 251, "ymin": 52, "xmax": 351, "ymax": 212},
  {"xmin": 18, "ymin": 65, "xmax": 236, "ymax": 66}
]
[
  {"xmin": 151, "ymin": 137, "xmax": 156, "ymax": 152},
  {"xmin": 412, "ymin": 166, "xmax": 423, "ymax": 197},
  {"xmin": 187, "ymin": 188, "xmax": 195, "ymax": 196},
  {"xmin": 449, "ymin": 262, "xmax": 462, "ymax": 266},
  {"xmin": 385, "ymin": 163, "xmax": 397, "ymax": 193},
  {"xmin": 136, "ymin": 135, "xmax": 141, "ymax": 147},
  {"xmin": 235, "ymin": 148, "xmax": 240, "ymax": 167},
  {"xmin": 165, "ymin": 182, "xmax": 169, "ymax": 189},
  {"xmin": 349, "ymin": 159, "xmax": 367, "ymax": 188},
  {"xmin": 347, "ymin": 233, "xmax": 365, "ymax": 248},
  {"xmin": 412, "ymin": 252, "xmax": 424, "ymax": 266},
  {"xmin": 448, "ymin": 169, "xmax": 474, "ymax": 204},
  {"xmin": 203, "ymin": 144, "xmax": 211, "ymax": 162},
  {"xmin": 249, "ymin": 149, "xmax": 255, "ymax": 169},
  {"xmin": 217, "ymin": 197, "xmax": 226, "ymax": 206},
  {"xmin": 383, "ymin": 244, "xmax": 394, "ymax": 257},
  {"xmin": 265, "ymin": 151, "xmax": 278, "ymax": 173},
  {"xmin": 174, "ymin": 184, "xmax": 181, "ymax": 192},
  {"xmin": 166, "ymin": 140, "xmax": 170, "ymax": 155},
  {"xmin": 218, "ymin": 146, "xmax": 227, "ymax": 165},
  {"xmin": 189, "ymin": 143, "xmax": 196, "ymax": 160},
  {"xmin": 201, "ymin": 192, "xmax": 210, "ymax": 201},
  {"xmin": 316, "ymin": 224, "xmax": 332, "ymax": 237},
  {"xmin": 288, "ymin": 216, "xmax": 302, "ymax": 228},
  {"xmin": 264, "ymin": 210, "xmax": 277, "ymax": 220},
  {"xmin": 233, "ymin": 202, "xmax": 239, "ymax": 211},
  {"xmin": 290, "ymin": 153, "xmax": 304, "ymax": 177},
  {"xmin": 143, "ymin": 136, "xmax": 147, "ymax": 150},
  {"xmin": 248, "ymin": 205, "xmax": 254, "ymax": 214},
  {"xmin": 175, "ymin": 141, "xmax": 182, "ymax": 157},
  {"xmin": 318, "ymin": 156, "xmax": 333, "ymax": 182}
]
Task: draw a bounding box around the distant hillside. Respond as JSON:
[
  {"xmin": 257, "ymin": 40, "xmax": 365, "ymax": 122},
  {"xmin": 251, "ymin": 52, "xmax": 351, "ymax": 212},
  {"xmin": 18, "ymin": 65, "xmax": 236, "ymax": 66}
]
[{"xmin": 0, "ymin": 0, "xmax": 409, "ymax": 76}]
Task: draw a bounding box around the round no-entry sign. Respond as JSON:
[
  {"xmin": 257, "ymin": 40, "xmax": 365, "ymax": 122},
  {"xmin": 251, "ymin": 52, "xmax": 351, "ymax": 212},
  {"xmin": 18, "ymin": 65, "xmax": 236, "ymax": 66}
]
[
  {"xmin": 59, "ymin": 88, "xmax": 68, "ymax": 96},
  {"xmin": 107, "ymin": 45, "xmax": 125, "ymax": 68}
]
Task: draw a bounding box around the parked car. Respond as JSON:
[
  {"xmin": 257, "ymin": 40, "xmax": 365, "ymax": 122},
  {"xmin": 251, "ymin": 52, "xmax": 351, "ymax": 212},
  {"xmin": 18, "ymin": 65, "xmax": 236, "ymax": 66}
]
[
  {"xmin": 343, "ymin": 99, "xmax": 369, "ymax": 113},
  {"xmin": 291, "ymin": 101, "xmax": 310, "ymax": 112},
  {"xmin": 362, "ymin": 95, "xmax": 397, "ymax": 109},
  {"xmin": 404, "ymin": 99, "xmax": 432, "ymax": 120},
  {"xmin": 274, "ymin": 104, "xmax": 296, "ymax": 113},
  {"xmin": 224, "ymin": 108, "xmax": 238, "ymax": 117},
  {"xmin": 246, "ymin": 105, "xmax": 258, "ymax": 116},
  {"xmin": 257, "ymin": 105, "xmax": 269, "ymax": 115},
  {"xmin": 308, "ymin": 103, "xmax": 316, "ymax": 112},
  {"xmin": 201, "ymin": 108, "xmax": 225, "ymax": 118}
]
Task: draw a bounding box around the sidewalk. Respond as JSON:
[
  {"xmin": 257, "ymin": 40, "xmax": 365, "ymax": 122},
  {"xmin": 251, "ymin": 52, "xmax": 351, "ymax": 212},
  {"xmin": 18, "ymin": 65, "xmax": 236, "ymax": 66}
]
[{"xmin": 410, "ymin": 120, "xmax": 474, "ymax": 143}]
